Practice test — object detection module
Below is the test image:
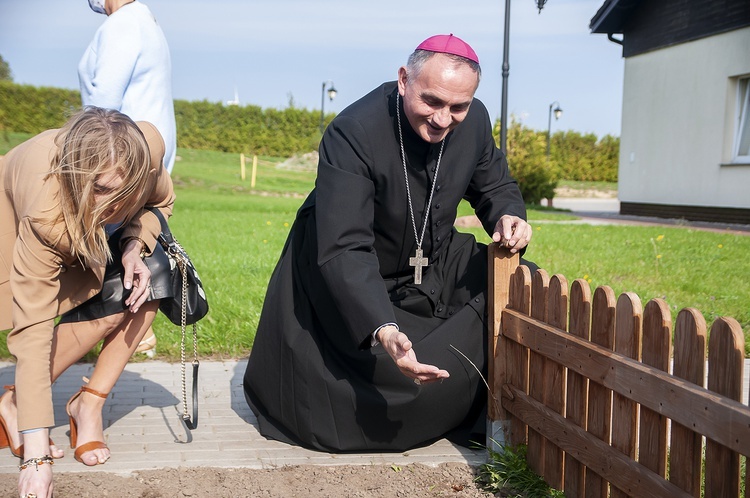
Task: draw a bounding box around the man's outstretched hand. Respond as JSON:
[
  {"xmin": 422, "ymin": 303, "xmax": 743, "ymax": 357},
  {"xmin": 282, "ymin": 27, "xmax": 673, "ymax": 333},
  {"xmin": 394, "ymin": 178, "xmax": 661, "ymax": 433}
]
[{"xmin": 377, "ymin": 326, "xmax": 449, "ymax": 384}]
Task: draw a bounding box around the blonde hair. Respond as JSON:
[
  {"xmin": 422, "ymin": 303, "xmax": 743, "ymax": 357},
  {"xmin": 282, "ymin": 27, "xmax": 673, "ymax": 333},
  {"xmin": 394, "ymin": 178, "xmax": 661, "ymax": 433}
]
[{"xmin": 48, "ymin": 107, "xmax": 154, "ymax": 267}]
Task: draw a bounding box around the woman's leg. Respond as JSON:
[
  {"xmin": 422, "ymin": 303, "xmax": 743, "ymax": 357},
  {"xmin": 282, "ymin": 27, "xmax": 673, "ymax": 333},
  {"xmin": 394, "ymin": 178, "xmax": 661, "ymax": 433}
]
[
  {"xmin": 54, "ymin": 301, "xmax": 159, "ymax": 465},
  {"xmin": 0, "ymin": 302, "xmax": 159, "ymax": 460}
]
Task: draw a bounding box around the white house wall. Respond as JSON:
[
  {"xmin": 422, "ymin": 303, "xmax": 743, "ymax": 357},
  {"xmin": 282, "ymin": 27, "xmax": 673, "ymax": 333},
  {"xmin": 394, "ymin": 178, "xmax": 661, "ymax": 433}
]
[{"xmin": 619, "ymin": 26, "xmax": 750, "ymax": 209}]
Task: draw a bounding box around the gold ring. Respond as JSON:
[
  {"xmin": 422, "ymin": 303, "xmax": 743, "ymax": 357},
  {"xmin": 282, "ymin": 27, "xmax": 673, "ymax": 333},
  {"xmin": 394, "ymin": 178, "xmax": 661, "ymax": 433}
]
[
  {"xmin": 25, "ymin": 493, "xmax": 38, "ymax": 498},
  {"xmin": 413, "ymin": 378, "xmax": 421, "ymax": 385}
]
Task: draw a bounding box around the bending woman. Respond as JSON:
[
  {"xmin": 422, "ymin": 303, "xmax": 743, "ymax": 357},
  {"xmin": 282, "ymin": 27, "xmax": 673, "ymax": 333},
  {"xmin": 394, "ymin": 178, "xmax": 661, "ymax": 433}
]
[{"xmin": 0, "ymin": 107, "xmax": 175, "ymax": 498}]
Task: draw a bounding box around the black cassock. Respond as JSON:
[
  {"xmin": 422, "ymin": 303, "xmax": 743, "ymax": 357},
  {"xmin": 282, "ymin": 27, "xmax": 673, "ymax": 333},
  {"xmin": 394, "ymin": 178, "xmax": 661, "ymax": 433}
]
[{"xmin": 243, "ymin": 82, "xmax": 527, "ymax": 452}]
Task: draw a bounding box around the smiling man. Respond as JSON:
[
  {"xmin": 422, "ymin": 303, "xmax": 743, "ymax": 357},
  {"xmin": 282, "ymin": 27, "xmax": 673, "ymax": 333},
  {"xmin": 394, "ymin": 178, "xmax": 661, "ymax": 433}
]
[{"xmin": 243, "ymin": 34, "xmax": 535, "ymax": 452}]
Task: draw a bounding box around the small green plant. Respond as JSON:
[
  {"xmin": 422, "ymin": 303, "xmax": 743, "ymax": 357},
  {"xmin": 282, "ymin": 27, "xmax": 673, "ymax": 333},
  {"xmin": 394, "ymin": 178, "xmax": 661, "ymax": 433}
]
[{"xmin": 476, "ymin": 443, "xmax": 564, "ymax": 497}]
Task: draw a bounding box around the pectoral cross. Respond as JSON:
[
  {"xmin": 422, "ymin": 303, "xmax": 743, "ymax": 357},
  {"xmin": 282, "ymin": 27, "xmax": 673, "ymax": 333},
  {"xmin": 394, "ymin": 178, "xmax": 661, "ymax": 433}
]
[{"xmin": 409, "ymin": 248, "xmax": 429, "ymax": 285}]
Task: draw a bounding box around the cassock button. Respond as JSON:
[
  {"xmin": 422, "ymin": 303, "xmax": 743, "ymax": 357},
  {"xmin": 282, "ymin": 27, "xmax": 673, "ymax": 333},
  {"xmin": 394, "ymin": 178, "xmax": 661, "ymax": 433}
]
[
  {"xmin": 448, "ymin": 310, "xmax": 454, "ymax": 316},
  {"xmin": 436, "ymin": 220, "xmax": 441, "ymax": 226},
  {"xmin": 430, "ymin": 289, "xmax": 435, "ymax": 295},
  {"xmin": 436, "ymin": 236, "xmax": 441, "ymax": 242},
  {"xmin": 435, "ymin": 204, "xmax": 441, "ymax": 209},
  {"xmin": 436, "ymin": 185, "xmax": 441, "ymax": 191},
  {"xmin": 437, "ymin": 307, "xmax": 443, "ymax": 312},
  {"xmin": 474, "ymin": 298, "xmax": 480, "ymax": 303}
]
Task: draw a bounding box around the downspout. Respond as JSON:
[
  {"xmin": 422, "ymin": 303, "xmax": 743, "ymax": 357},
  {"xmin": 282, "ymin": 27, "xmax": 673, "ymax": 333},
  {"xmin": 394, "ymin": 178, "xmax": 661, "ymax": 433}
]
[{"xmin": 607, "ymin": 33, "xmax": 624, "ymax": 45}]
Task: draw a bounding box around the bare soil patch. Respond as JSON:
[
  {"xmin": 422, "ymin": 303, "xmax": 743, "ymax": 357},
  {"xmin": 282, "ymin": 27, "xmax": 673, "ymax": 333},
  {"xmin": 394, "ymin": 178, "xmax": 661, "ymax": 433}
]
[{"xmin": 0, "ymin": 463, "xmax": 503, "ymax": 497}]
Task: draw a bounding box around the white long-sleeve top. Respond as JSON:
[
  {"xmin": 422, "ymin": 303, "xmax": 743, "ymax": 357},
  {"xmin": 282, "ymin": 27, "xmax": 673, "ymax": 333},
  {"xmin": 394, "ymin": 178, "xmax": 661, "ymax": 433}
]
[{"xmin": 78, "ymin": 1, "xmax": 176, "ymax": 173}]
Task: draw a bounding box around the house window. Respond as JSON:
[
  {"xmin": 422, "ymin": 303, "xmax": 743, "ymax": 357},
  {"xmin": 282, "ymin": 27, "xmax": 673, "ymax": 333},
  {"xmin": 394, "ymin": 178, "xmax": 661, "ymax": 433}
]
[{"xmin": 734, "ymin": 77, "xmax": 750, "ymax": 162}]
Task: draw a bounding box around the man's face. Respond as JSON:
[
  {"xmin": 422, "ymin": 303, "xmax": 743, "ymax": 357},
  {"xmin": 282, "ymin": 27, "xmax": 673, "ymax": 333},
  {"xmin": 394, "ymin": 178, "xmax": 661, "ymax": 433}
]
[{"xmin": 397, "ymin": 54, "xmax": 479, "ymax": 144}]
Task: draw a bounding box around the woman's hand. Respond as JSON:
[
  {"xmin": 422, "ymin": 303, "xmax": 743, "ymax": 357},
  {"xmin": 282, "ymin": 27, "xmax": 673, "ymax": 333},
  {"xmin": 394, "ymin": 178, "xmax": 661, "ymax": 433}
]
[
  {"xmin": 121, "ymin": 238, "xmax": 151, "ymax": 313},
  {"xmin": 377, "ymin": 326, "xmax": 450, "ymax": 384},
  {"xmin": 18, "ymin": 430, "xmax": 54, "ymax": 498}
]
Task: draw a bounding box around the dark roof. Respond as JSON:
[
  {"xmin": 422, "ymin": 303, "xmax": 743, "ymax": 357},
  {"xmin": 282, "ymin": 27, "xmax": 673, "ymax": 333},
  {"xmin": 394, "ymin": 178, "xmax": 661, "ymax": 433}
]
[{"xmin": 590, "ymin": 0, "xmax": 641, "ymax": 34}]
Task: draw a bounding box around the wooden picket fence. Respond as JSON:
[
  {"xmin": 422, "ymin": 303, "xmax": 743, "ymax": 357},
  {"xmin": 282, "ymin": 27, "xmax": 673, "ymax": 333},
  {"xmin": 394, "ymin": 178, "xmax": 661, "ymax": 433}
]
[{"xmin": 487, "ymin": 244, "xmax": 750, "ymax": 498}]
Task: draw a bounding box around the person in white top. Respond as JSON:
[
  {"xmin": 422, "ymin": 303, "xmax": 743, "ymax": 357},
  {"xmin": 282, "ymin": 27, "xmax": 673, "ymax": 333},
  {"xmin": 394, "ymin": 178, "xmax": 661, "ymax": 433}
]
[
  {"xmin": 79, "ymin": 0, "xmax": 177, "ymax": 356},
  {"xmin": 79, "ymin": 0, "xmax": 176, "ymax": 175}
]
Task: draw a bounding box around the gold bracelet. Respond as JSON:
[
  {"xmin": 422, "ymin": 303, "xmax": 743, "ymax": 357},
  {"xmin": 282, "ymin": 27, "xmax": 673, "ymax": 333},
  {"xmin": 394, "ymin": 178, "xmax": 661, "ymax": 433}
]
[
  {"xmin": 124, "ymin": 237, "xmax": 147, "ymax": 259},
  {"xmin": 19, "ymin": 455, "xmax": 54, "ymax": 471}
]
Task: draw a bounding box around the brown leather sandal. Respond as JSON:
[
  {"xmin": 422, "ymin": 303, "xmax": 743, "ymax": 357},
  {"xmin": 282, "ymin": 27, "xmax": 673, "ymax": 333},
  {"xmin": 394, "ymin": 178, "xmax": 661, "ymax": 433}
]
[
  {"xmin": 0, "ymin": 385, "xmax": 59, "ymax": 458},
  {"xmin": 0, "ymin": 386, "xmax": 23, "ymax": 457},
  {"xmin": 66, "ymin": 385, "xmax": 110, "ymax": 465}
]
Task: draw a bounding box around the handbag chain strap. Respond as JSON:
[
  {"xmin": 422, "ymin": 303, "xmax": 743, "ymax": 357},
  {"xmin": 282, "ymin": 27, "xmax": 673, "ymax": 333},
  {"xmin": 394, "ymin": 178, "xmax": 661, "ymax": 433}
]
[{"xmin": 174, "ymin": 248, "xmax": 199, "ymax": 431}]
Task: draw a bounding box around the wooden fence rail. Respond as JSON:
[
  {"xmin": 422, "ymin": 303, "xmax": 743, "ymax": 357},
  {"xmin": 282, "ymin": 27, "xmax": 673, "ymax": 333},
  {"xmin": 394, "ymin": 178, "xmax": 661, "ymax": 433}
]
[{"xmin": 487, "ymin": 243, "xmax": 750, "ymax": 498}]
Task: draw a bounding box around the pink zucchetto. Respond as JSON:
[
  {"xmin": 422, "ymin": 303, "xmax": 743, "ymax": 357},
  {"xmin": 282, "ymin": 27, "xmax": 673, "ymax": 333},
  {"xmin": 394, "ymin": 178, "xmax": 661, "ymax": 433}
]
[{"xmin": 416, "ymin": 34, "xmax": 479, "ymax": 64}]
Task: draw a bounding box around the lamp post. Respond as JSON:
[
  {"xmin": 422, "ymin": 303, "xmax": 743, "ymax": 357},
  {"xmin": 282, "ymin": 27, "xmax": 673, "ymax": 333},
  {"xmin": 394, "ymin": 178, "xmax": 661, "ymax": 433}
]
[
  {"xmin": 320, "ymin": 81, "xmax": 337, "ymax": 133},
  {"xmin": 499, "ymin": 0, "xmax": 549, "ymax": 155},
  {"xmin": 546, "ymin": 101, "xmax": 562, "ymax": 160}
]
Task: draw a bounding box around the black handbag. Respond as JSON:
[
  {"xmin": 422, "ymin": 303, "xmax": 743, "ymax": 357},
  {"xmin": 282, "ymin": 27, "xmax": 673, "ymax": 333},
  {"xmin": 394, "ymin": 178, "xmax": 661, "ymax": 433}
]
[
  {"xmin": 149, "ymin": 209, "xmax": 207, "ymax": 436},
  {"xmin": 150, "ymin": 210, "xmax": 209, "ymax": 326}
]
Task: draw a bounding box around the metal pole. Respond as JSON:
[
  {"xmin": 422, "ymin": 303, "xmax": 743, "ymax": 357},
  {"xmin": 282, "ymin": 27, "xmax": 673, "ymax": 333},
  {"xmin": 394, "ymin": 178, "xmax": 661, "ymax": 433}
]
[
  {"xmin": 547, "ymin": 103, "xmax": 553, "ymax": 159},
  {"xmin": 319, "ymin": 82, "xmax": 326, "ymax": 133},
  {"xmin": 500, "ymin": 0, "xmax": 511, "ymax": 155}
]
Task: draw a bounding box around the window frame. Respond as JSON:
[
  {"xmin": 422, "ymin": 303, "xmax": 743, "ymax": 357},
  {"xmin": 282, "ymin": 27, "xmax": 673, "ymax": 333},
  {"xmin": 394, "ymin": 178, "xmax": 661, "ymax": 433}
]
[{"xmin": 733, "ymin": 76, "xmax": 750, "ymax": 163}]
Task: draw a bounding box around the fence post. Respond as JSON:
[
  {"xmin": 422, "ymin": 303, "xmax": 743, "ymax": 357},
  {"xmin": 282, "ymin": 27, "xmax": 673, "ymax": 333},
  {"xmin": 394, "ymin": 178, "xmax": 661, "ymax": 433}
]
[{"xmin": 487, "ymin": 243, "xmax": 519, "ymax": 449}]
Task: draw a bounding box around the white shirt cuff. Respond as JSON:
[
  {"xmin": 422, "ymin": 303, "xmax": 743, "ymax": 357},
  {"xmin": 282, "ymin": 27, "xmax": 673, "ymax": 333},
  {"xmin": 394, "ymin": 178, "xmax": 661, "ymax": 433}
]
[{"xmin": 371, "ymin": 322, "xmax": 399, "ymax": 347}]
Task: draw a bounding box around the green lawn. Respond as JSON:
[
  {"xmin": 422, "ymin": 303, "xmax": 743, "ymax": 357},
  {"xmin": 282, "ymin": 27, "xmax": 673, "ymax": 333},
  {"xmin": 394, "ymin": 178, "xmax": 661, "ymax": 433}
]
[{"xmin": 1, "ymin": 135, "xmax": 748, "ymax": 359}]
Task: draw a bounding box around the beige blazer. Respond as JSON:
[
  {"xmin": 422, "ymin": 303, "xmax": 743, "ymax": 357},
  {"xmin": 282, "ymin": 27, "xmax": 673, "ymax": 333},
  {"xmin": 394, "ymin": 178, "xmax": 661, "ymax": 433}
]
[{"xmin": 0, "ymin": 121, "xmax": 175, "ymax": 430}]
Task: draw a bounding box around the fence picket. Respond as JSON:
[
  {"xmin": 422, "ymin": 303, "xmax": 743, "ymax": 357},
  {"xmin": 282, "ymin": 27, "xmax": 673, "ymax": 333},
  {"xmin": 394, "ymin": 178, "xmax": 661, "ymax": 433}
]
[
  {"xmin": 544, "ymin": 275, "xmax": 568, "ymax": 489},
  {"xmin": 585, "ymin": 286, "xmax": 616, "ymax": 498},
  {"xmin": 638, "ymin": 299, "xmax": 671, "ymax": 478},
  {"xmin": 564, "ymin": 279, "xmax": 592, "ymax": 498},
  {"xmin": 507, "ymin": 265, "xmax": 532, "ymax": 446},
  {"xmin": 527, "ymin": 270, "xmax": 550, "ymax": 478},
  {"xmin": 704, "ymin": 317, "xmax": 745, "ymax": 497},
  {"xmin": 611, "ymin": 293, "xmax": 643, "ymax": 498},
  {"xmin": 669, "ymin": 308, "xmax": 706, "ymax": 497}
]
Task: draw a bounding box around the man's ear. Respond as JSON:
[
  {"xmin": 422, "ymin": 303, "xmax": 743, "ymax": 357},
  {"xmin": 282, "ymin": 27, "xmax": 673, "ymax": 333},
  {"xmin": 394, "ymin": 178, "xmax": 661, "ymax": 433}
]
[{"xmin": 397, "ymin": 66, "xmax": 408, "ymax": 96}]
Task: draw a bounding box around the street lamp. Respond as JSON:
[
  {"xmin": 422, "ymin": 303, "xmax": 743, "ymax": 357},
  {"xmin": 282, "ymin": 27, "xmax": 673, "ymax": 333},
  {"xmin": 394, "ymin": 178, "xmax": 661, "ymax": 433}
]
[
  {"xmin": 320, "ymin": 81, "xmax": 337, "ymax": 133},
  {"xmin": 499, "ymin": 0, "xmax": 548, "ymax": 155},
  {"xmin": 546, "ymin": 101, "xmax": 562, "ymax": 159}
]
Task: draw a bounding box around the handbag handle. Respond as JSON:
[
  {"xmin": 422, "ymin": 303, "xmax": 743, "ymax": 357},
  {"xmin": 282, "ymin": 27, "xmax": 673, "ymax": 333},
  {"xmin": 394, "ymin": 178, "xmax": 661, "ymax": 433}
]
[{"xmin": 147, "ymin": 208, "xmax": 200, "ymax": 438}]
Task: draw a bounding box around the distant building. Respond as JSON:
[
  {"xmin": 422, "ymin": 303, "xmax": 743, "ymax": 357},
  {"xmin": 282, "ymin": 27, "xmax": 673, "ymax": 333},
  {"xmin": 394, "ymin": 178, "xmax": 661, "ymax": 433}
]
[
  {"xmin": 226, "ymin": 87, "xmax": 240, "ymax": 106},
  {"xmin": 591, "ymin": 0, "xmax": 750, "ymax": 224}
]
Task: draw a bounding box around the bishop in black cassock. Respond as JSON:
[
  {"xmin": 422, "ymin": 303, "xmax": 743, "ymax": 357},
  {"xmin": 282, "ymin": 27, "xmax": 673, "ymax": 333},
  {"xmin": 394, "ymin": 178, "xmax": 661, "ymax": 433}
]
[{"xmin": 243, "ymin": 35, "xmax": 534, "ymax": 452}]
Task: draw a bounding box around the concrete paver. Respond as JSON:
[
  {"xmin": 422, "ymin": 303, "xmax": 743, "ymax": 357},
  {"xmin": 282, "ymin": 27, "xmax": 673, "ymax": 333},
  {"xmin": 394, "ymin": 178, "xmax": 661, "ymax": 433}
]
[{"xmin": 0, "ymin": 360, "xmax": 485, "ymax": 475}]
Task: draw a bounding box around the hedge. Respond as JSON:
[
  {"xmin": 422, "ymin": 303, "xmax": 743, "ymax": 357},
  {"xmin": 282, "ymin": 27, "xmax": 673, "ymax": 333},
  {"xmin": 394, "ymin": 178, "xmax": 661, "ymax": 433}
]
[
  {"xmin": 0, "ymin": 81, "xmax": 331, "ymax": 158},
  {"xmin": 0, "ymin": 82, "xmax": 618, "ymax": 188}
]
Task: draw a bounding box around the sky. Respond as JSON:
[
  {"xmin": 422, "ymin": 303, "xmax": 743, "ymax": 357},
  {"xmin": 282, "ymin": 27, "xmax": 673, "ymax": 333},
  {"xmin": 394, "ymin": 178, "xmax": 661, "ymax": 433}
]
[{"xmin": 0, "ymin": 0, "xmax": 624, "ymax": 137}]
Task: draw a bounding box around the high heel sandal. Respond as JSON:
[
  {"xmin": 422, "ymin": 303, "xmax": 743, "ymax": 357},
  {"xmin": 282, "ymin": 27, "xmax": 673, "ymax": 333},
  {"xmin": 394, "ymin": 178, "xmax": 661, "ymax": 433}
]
[
  {"xmin": 134, "ymin": 328, "xmax": 157, "ymax": 358},
  {"xmin": 0, "ymin": 386, "xmax": 23, "ymax": 457},
  {"xmin": 66, "ymin": 385, "xmax": 109, "ymax": 465},
  {"xmin": 0, "ymin": 385, "xmax": 59, "ymax": 458}
]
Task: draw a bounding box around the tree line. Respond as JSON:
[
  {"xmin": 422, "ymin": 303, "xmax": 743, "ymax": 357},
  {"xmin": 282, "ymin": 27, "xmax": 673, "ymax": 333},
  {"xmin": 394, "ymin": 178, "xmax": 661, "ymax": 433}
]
[
  {"xmin": 498, "ymin": 118, "xmax": 619, "ymax": 204},
  {"xmin": 0, "ymin": 81, "xmax": 619, "ymax": 204}
]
